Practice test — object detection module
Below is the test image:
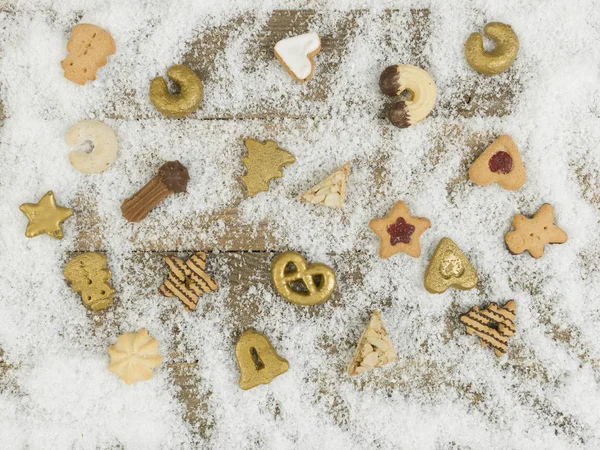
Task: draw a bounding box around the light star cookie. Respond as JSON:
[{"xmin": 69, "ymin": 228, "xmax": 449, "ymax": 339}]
[{"xmin": 369, "ymin": 201, "xmax": 431, "ymax": 258}]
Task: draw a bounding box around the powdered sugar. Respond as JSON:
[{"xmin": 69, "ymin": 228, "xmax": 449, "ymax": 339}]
[{"xmin": 1, "ymin": 1, "xmax": 600, "ymax": 449}]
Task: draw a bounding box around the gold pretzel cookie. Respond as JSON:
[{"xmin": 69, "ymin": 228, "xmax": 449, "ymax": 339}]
[
  {"xmin": 61, "ymin": 24, "xmax": 116, "ymax": 85},
  {"xmin": 64, "ymin": 252, "xmax": 115, "ymax": 311},
  {"xmin": 271, "ymin": 251, "xmax": 336, "ymax": 306},
  {"xmin": 235, "ymin": 329, "xmax": 289, "ymax": 390}
]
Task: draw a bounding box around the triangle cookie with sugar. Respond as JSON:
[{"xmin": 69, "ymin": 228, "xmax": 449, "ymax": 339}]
[
  {"xmin": 299, "ymin": 162, "xmax": 350, "ymax": 209},
  {"xmin": 348, "ymin": 311, "xmax": 398, "ymax": 376}
]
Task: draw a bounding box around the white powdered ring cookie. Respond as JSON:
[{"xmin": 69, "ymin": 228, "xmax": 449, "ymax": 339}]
[
  {"xmin": 66, "ymin": 120, "xmax": 118, "ymax": 174},
  {"xmin": 379, "ymin": 64, "xmax": 436, "ymax": 128},
  {"xmin": 274, "ymin": 32, "xmax": 321, "ymax": 82}
]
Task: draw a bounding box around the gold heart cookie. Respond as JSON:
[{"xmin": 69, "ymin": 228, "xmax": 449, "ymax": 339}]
[
  {"xmin": 424, "ymin": 238, "xmax": 478, "ymax": 293},
  {"xmin": 271, "ymin": 251, "xmax": 336, "ymax": 306}
]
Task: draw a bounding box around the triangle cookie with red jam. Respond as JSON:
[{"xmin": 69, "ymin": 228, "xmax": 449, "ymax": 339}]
[
  {"xmin": 369, "ymin": 201, "xmax": 431, "ymax": 258},
  {"xmin": 468, "ymin": 135, "xmax": 526, "ymax": 191}
]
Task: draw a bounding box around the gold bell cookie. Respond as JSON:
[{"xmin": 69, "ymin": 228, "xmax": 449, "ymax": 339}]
[
  {"xmin": 299, "ymin": 162, "xmax": 350, "ymax": 208},
  {"xmin": 20, "ymin": 191, "xmax": 73, "ymax": 239},
  {"xmin": 348, "ymin": 311, "xmax": 398, "ymax": 376},
  {"xmin": 460, "ymin": 300, "xmax": 516, "ymax": 357},
  {"xmin": 241, "ymin": 139, "xmax": 295, "ymax": 197},
  {"xmin": 505, "ymin": 203, "xmax": 567, "ymax": 258},
  {"xmin": 271, "ymin": 251, "xmax": 336, "ymax": 306},
  {"xmin": 158, "ymin": 252, "xmax": 218, "ymax": 312},
  {"xmin": 150, "ymin": 65, "xmax": 203, "ymax": 118},
  {"xmin": 64, "ymin": 252, "xmax": 115, "ymax": 311},
  {"xmin": 424, "ymin": 238, "xmax": 478, "ymax": 293},
  {"xmin": 235, "ymin": 329, "xmax": 289, "ymax": 390},
  {"xmin": 108, "ymin": 329, "xmax": 162, "ymax": 384},
  {"xmin": 274, "ymin": 32, "xmax": 321, "ymax": 82},
  {"xmin": 469, "ymin": 135, "xmax": 525, "ymax": 190},
  {"xmin": 464, "ymin": 22, "xmax": 519, "ymax": 75},
  {"xmin": 369, "ymin": 201, "xmax": 431, "ymax": 258},
  {"xmin": 61, "ymin": 24, "xmax": 116, "ymax": 85},
  {"xmin": 379, "ymin": 64, "xmax": 436, "ymax": 128}
]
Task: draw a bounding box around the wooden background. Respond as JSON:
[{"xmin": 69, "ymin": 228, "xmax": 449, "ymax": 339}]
[{"xmin": 2, "ymin": 7, "xmax": 599, "ymax": 447}]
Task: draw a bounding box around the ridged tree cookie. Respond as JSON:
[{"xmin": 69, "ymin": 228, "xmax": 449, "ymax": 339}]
[
  {"xmin": 469, "ymin": 135, "xmax": 526, "ymax": 190},
  {"xmin": 348, "ymin": 311, "xmax": 398, "ymax": 376},
  {"xmin": 460, "ymin": 300, "xmax": 516, "ymax": 357}
]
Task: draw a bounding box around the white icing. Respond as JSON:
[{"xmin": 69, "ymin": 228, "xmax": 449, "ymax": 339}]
[{"xmin": 274, "ymin": 32, "xmax": 321, "ymax": 81}]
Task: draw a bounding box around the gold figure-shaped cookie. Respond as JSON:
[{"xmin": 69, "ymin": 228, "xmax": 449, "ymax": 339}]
[
  {"xmin": 271, "ymin": 251, "xmax": 336, "ymax": 306},
  {"xmin": 424, "ymin": 238, "xmax": 478, "ymax": 293},
  {"xmin": 460, "ymin": 300, "xmax": 516, "ymax": 357},
  {"xmin": 64, "ymin": 252, "xmax": 115, "ymax": 311},
  {"xmin": 235, "ymin": 329, "xmax": 289, "ymax": 390}
]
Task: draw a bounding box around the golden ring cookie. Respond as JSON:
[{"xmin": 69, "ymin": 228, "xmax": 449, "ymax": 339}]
[
  {"xmin": 150, "ymin": 65, "xmax": 203, "ymax": 118},
  {"xmin": 379, "ymin": 64, "xmax": 436, "ymax": 128},
  {"xmin": 271, "ymin": 251, "xmax": 336, "ymax": 306},
  {"xmin": 464, "ymin": 22, "xmax": 519, "ymax": 75}
]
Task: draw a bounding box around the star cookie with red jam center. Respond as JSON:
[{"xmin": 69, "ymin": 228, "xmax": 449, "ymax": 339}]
[{"xmin": 369, "ymin": 201, "xmax": 431, "ymax": 258}]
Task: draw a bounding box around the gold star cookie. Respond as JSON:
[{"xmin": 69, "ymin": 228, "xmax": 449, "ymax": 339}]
[
  {"xmin": 19, "ymin": 191, "xmax": 73, "ymax": 239},
  {"xmin": 369, "ymin": 201, "xmax": 431, "ymax": 258}
]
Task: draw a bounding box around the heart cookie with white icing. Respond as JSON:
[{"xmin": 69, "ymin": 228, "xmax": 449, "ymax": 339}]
[{"xmin": 274, "ymin": 32, "xmax": 321, "ymax": 82}]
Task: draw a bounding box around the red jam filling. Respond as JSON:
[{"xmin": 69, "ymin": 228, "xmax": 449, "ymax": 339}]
[
  {"xmin": 488, "ymin": 151, "xmax": 513, "ymax": 174},
  {"xmin": 387, "ymin": 217, "xmax": 415, "ymax": 246}
]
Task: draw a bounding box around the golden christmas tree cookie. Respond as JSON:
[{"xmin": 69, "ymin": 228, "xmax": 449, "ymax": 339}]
[
  {"xmin": 469, "ymin": 135, "xmax": 526, "ymax": 190},
  {"xmin": 19, "ymin": 191, "xmax": 73, "ymax": 239},
  {"xmin": 505, "ymin": 203, "xmax": 567, "ymax": 258},
  {"xmin": 348, "ymin": 311, "xmax": 398, "ymax": 376},
  {"xmin": 108, "ymin": 329, "xmax": 162, "ymax": 384},
  {"xmin": 460, "ymin": 300, "xmax": 516, "ymax": 357},
  {"xmin": 235, "ymin": 329, "xmax": 289, "ymax": 390},
  {"xmin": 369, "ymin": 201, "xmax": 431, "ymax": 258},
  {"xmin": 64, "ymin": 252, "xmax": 115, "ymax": 311},
  {"xmin": 424, "ymin": 238, "xmax": 478, "ymax": 293},
  {"xmin": 241, "ymin": 139, "xmax": 295, "ymax": 197},
  {"xmin": 299, "ymin": 162, "xmax": 350, "ymax": 208},
  {"xmin": 159, "ymin": 252, "xmax": 218, "ymax": 312}
]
